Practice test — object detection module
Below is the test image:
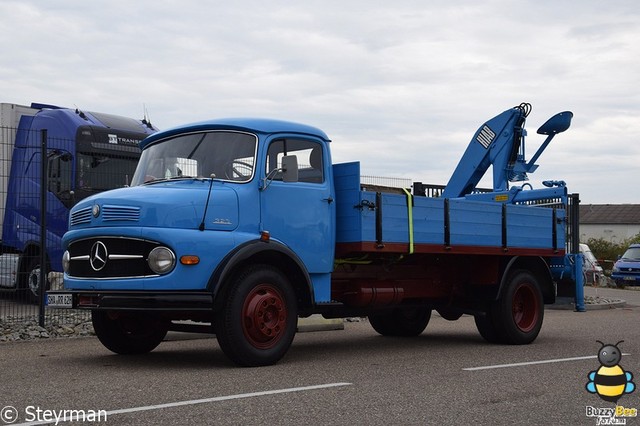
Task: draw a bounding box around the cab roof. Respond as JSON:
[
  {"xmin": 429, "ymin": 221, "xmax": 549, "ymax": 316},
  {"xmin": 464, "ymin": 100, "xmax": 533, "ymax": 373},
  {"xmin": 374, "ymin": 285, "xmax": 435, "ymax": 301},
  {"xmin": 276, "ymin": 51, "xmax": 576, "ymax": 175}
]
[{"xmin": 140, "ymin": 118, "xmax": 330, "ymax": 150}]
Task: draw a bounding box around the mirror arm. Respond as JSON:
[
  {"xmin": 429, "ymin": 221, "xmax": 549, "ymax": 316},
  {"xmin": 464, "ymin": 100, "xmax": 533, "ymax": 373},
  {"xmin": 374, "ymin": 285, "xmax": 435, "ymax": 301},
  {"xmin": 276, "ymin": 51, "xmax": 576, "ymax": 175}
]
[{"xmin": 260, "ymin": 168, "xmax": 284, "ymax": 191}]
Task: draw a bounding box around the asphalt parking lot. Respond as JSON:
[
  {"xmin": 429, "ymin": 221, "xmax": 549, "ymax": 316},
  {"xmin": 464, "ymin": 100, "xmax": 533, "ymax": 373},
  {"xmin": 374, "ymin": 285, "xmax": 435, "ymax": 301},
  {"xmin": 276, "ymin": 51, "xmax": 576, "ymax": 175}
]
[{"xmin": 1, "ymin": 288, "xmax": 639, "ymax": 426}]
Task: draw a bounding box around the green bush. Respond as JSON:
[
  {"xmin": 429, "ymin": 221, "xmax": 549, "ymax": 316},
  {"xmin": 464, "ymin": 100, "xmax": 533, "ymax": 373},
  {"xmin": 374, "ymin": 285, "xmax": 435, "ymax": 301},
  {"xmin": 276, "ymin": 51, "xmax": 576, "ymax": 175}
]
[{"xmin": 585, "ymin": 233, "xmax": 640, "ymax": 264}]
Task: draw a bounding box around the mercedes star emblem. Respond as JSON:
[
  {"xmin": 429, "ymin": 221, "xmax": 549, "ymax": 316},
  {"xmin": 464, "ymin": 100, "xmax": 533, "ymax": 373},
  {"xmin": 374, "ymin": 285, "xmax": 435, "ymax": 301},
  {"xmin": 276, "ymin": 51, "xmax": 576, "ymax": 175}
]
[{"xmin": 90, "ymin": 241, "xmax": 108, "ymax": 271}]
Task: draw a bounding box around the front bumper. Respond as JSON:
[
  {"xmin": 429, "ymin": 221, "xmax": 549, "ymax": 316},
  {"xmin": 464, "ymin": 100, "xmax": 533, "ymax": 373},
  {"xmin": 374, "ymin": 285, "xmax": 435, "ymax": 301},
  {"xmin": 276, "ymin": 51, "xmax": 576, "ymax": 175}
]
[
  {"xmin": 46, "ymin": 290, "xmax": 213, "ymax": 311},
  {"xmin": 611, "ymin": 274, "xmax": 640, "ymax": 286}
]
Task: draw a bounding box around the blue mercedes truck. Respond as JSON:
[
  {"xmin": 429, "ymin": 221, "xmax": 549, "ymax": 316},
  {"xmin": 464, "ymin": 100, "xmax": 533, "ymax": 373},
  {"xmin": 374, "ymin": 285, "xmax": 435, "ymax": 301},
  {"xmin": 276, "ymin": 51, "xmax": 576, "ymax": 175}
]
[
  {"xmin": 48, "ymin": 103, "xmax": 582, "ymax": 366},
  {"xmin": 0, "ymin": 102, "xmax": 157, "ymax": 301}
]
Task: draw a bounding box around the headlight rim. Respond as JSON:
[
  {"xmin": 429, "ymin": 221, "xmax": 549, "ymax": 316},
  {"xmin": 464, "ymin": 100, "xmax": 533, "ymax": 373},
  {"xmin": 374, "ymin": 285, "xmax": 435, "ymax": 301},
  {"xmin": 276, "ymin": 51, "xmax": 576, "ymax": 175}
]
[
  {"xmin": 147, "ymin": 246, "xmax": 176, "ymax": 275},
  {"xmin": 62, "ymin": 250, "xmax": 70, "ymax": 273}
]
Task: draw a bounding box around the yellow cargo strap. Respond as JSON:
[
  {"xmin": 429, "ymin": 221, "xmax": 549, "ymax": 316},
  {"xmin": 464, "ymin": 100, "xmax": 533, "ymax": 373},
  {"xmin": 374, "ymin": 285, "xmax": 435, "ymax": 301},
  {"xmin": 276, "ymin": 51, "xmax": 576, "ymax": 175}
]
[{"xmin": 402, "ymin": 188, "xmax": 414, "ymax": 254}]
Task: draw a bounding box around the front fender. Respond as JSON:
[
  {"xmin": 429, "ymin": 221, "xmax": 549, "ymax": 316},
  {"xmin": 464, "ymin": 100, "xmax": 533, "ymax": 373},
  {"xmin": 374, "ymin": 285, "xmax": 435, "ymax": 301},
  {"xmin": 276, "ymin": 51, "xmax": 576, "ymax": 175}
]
[{"xmin": 209, "ymin": 239, "xmax": 315, "ymax": 307}]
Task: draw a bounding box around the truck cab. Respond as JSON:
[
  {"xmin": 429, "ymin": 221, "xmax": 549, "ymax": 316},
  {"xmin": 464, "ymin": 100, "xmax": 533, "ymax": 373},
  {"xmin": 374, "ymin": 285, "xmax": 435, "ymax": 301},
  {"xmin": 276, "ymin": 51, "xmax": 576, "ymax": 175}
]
[
  {"xmin": 63, "ymin": 118, "xmax": 335, "ymax": 297},
  {"xmin": 0, "ymin": 103, "xmax": 157, "ymax": 301}
]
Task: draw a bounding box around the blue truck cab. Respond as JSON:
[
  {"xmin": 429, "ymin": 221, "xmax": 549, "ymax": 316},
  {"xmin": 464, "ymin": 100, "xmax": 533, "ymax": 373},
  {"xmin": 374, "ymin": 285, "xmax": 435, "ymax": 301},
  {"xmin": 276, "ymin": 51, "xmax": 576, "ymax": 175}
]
[
  {"xmin": 0, "ymin": 103, "xmax": 157, "ymax": 301},
  {"xmin": 52, "ymin": 104, "xmax": 581, "ymax": 366},
  {"xmin": 62, "ymin": 118, "xmax": 335, "ymax": 298}
]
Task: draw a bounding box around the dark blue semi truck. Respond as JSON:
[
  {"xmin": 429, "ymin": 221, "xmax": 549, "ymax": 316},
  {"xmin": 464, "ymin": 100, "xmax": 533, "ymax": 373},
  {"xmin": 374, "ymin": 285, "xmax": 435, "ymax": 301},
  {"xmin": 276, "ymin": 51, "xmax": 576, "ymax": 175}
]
[
  {"xmin": 0, "ymin": 102, "xmax": 157, "ymax": 301},
  {"xmin": 49, "ymin": 103, "xmax": 583, "ymax": 366}
]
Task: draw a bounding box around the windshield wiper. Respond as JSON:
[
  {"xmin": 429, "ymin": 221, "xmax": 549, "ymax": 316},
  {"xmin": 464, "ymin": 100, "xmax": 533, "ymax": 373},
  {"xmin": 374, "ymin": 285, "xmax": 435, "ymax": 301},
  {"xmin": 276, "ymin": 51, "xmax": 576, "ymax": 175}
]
[{"xmin": 143, "ymin": 176, "xmax": 207, "ymax": 185}]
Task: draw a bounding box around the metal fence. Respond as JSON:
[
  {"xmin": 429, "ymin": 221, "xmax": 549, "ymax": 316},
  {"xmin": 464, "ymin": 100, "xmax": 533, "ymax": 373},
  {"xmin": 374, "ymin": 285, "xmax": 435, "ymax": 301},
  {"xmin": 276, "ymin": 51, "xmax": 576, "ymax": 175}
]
[
  {"xmin": 0, "ymin": 126, "xmax": 86, "ymax": 327},
  {"xmin": 0, "ymin": 127, "xmax": 137, "ymax": 328}
]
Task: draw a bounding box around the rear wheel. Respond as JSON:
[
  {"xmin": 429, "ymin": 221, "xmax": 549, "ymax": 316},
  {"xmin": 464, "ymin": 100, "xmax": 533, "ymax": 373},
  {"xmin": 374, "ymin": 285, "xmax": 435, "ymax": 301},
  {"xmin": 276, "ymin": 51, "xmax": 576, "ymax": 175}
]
[
  {"xmin": 436, "ymin": 308, "xmax": 463, "ymax": 321},
  {"xmin": 477, "ymin": 270, "xmax": 543, "ymax": 345},
  {"xmin": 215, "ymin": 265, "xmax": 297, "ymax": 367},
  {"xmin": 92, "ymin": 311, "xmax": 168, "ymax": 354},
  {"xmin": 474, "ymin": 307, "xmax": 505, "ymax": 343},
  {"xmin": 369, "ymin": 307, "xmax": 431, "ymax": 336}
]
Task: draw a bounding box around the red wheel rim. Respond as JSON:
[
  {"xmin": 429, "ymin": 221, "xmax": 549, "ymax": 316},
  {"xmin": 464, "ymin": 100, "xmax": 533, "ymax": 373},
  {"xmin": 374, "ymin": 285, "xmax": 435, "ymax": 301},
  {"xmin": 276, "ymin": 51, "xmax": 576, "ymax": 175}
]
[
  {"xmin": 511, "ymin": 283, "xmax": 539, "ymax": 333},
  {"xmin": 242, "ymin": 284, "xmax": 288, "ymax": 349}
]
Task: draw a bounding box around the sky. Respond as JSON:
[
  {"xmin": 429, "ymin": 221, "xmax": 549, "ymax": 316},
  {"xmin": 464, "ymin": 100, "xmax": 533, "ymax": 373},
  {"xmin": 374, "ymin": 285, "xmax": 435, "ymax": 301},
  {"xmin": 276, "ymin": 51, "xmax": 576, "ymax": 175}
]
[{"xmin": 1, "ymin": 0, "xmax": 638, "ymax": 204}]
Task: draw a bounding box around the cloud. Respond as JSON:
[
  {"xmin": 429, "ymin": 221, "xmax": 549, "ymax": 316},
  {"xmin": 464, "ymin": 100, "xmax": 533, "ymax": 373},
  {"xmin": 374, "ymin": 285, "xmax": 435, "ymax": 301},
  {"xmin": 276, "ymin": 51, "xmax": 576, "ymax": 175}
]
[{"xmin": 1, "ymin": 0, "xmax": 639, "ymax": 203}]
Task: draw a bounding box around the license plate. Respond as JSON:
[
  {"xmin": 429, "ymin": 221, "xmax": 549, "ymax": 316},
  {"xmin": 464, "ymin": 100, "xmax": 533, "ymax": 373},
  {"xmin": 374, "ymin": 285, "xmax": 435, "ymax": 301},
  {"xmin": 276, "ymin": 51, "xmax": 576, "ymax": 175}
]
[
  {"xmin": 46, "ymin": 293, "xmax": 73, "ymax": 308},
  {"xmin": 623, "ymin": 276, "xmax": 636, "ymax": 281}
]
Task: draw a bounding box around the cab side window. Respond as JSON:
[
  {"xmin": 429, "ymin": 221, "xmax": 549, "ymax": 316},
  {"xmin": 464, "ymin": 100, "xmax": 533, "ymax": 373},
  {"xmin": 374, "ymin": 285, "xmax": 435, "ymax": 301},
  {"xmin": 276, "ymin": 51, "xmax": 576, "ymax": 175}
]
[
  {"xmin": 266, "ymin": 139, "xmax": 324, "ymax": 183},
  {"xmin": 48, "ymin": 152, "xmax": 73, "ymax": 207}
]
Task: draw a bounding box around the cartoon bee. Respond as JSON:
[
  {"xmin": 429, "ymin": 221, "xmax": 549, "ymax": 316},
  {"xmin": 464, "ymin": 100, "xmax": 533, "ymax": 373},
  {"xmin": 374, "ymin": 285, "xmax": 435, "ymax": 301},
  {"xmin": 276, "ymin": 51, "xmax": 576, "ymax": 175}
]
[{"xmin": 586, "ymin": 340, "xmax": 635, "ymax": 403}]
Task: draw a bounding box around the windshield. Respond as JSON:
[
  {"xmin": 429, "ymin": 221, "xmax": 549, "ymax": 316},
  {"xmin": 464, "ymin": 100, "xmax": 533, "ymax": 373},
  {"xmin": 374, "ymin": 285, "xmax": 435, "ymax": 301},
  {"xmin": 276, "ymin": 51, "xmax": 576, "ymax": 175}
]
[
  {"xmin": 131, "ymin": 131, "xmax": 257, "ymax": 186},
  {"xmin": 583, "ymin": 250, "xmax": 598, "ymax": 264},
  {"xmin": 621, "ymin": 247, "xmax": 640, "ymax": 260},
  {"xmin": 73, "ymin": 153, "xmax": 138, "ymax": 201}
]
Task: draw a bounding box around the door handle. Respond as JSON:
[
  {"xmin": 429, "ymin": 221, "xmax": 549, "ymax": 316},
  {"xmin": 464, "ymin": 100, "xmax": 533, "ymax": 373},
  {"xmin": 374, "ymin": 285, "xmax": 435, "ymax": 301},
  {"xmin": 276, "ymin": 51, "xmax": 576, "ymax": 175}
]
[{"xmin": 323, "ymin": 196, "xmax": 334, "ymax": 204}]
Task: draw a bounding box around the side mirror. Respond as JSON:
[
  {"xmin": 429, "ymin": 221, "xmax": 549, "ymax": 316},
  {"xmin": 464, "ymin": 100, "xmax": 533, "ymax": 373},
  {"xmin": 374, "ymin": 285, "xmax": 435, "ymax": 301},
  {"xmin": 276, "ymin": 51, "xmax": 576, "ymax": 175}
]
[
  {"xmin": 281, "ymin": 155, "xmax": 298, "ymax": 183},
  {"xmin": 537, "ymin": 111, "xmax": 573, "ymax": 135}
]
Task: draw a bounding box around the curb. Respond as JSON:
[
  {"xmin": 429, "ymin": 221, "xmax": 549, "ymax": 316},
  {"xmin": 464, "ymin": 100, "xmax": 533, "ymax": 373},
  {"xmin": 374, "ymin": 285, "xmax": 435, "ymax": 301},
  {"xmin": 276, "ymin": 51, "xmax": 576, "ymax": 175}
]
[
  {"xmin": 297, "ymin": 314, "xmax": 344, "ymax": 332},
  {"xmin": 548, "ymin": 297, "xmax": 627, "ymax": 311},
  {"xmin": 584, "ymin": 299, "xmax": 626, "ymax": 310}
]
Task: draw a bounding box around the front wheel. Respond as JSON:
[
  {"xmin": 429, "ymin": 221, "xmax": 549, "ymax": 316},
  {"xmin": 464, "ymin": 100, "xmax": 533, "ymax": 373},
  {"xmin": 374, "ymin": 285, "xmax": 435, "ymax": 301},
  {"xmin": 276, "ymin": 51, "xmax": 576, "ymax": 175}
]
[
  {"xmin": 369, "ymin": 307, "xmax": 431, "ymax": 336},
  {"xmin": 92, "ymin": 311, "xmax": 168, "ymax": 354},
  {"xmin": 215, "ymin": 265, "xmax": 298, "ymax": 367}
]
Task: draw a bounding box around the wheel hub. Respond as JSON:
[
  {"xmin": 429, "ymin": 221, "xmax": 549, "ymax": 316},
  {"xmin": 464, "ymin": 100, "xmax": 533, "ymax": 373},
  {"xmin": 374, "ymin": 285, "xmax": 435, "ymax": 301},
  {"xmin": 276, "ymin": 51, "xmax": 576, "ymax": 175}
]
[
  {"xmin": 29, "ymin": 267, "xmax": 41, "ymax": 296},
  {"xmin": 512, "ymin": 283, "xmax": 538, "ymax": 332},
  {"xmin": 242, "ymin": 285, "xmax": 287, "ymax": 349}
]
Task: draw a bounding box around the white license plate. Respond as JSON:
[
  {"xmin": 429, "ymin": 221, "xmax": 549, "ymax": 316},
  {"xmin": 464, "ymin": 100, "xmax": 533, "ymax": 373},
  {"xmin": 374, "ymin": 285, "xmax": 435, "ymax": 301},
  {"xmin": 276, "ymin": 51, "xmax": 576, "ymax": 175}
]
[
  {"xmin": 624, "ymin": 276, "xmax": 636, "ymax": 281},
  {"xmin": 47, "ymin": 293, "xmax": 73, "ymax": 308}
]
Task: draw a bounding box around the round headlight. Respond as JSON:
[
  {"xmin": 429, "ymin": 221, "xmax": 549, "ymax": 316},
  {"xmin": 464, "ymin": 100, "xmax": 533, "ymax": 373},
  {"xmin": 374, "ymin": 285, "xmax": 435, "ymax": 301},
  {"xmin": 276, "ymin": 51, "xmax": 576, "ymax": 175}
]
[
  {"xmin": 62, "ymin": 250, "xmax": 70, "ymax": 273},
  {"xmin": 147, "ymin": 246, "xmax": 176, "ymax": 274}
]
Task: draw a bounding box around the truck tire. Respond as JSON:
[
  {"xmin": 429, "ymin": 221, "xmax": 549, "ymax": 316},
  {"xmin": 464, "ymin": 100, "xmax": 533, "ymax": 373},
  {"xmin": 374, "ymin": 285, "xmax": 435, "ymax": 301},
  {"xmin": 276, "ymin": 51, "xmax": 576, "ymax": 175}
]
[
  {"xmin": 214, "ymin": 265, "xmax": 297, "ymax": 367},
  {"xmin": 493, "ymin": 270, "xmax": 544, "ymax": 344},
  {"xmin": 436, "ymin": 308, "xmax": 463, "ymax": 321},
  {"xmin": 92, "ymin": 311, "xmax": 168, "ymax": 354},
  {"xmin": 474, "ymin": 308, "xmax": 505, "ymax": 344},
  {"xmin": 369, "ymin": 307, "xmax": 431, "ymax": 336}
]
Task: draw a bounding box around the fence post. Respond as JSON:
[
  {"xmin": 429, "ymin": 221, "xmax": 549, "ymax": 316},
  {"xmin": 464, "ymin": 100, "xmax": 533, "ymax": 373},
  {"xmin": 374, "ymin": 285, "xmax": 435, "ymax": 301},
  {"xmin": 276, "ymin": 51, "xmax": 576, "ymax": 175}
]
[
  {"xmin": 570, "ymin": 193, "xmax": 585, "ymax": 312},
  {"xmin": 38, "ymin": 129, "xmax": 47, "ymax": 327}
]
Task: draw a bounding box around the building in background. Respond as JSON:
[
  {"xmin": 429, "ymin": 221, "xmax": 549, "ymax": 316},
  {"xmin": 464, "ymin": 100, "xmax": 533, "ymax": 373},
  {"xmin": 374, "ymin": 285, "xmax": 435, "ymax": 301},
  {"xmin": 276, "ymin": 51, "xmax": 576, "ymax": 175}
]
[{"xmin": 580, "ymin": 204, "xmax": 640, "ymax": 243}]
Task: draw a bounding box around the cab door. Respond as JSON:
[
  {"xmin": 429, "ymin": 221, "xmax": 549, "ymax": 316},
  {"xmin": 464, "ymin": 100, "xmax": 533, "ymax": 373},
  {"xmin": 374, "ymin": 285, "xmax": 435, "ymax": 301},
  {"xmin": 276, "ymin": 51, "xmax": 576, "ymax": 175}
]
[{"xmin": 259, "ymin": 138, "xmax": 335, "ymax": 276}]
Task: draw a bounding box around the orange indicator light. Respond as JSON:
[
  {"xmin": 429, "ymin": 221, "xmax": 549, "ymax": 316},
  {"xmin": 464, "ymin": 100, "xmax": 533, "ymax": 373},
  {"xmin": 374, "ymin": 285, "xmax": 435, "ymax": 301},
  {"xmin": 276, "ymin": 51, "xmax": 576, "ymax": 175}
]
[{"xmin": 180, "ymin": 255, "xmax": 200, "ymax": 265}]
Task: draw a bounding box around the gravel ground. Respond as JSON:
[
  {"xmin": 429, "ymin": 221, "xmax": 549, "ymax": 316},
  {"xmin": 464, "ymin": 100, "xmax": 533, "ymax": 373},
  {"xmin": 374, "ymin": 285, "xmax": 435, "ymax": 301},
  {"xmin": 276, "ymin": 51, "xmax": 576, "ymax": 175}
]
[{"xmin": 0, "ymin": 313, "xmax": 94, "ymax": 342}]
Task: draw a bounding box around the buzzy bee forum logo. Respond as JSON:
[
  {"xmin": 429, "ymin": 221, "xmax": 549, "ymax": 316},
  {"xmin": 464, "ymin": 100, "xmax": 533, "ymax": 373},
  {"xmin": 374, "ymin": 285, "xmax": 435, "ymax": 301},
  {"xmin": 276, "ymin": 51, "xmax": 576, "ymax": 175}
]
[{"xmin": 585, "ymin": 340, "xmax": 637, "ymax": 425}]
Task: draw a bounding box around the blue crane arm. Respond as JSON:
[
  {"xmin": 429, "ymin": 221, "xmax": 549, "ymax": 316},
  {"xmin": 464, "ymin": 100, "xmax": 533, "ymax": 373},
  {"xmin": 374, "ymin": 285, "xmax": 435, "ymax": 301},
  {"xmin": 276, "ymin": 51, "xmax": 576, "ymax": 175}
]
[
  {"xmin": 441, "ymin": 103, "xmax": 573, "ymax": 199},
  {"xmin": 442, "ymin": 103, "xmax": 530, "ymax": 198}
]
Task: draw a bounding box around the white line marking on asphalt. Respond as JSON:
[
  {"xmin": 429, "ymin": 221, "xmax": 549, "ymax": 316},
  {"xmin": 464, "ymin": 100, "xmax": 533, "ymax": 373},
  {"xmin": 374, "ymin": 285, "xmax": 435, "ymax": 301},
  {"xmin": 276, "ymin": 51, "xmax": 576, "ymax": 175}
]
[
  {"xmin": 14, "ymin": 382, "xmax": 352, "ymax": 425},
  {"xmin": 463, "ymin": 354, "xmax": 631, "ymax": 371},
  {"xmin": 107, "ymin": 382, "xmax": 353, "ymax": 416}
]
